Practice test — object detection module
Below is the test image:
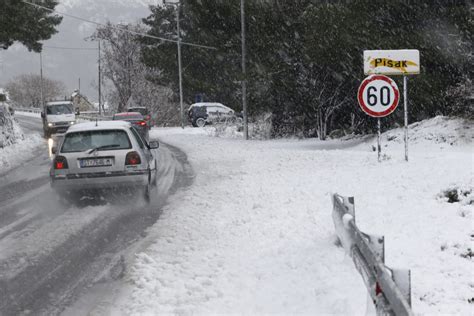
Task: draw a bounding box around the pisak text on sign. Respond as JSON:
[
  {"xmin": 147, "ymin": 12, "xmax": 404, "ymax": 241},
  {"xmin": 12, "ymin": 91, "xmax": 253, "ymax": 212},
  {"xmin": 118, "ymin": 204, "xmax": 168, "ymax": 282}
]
[{"xmin": 364, "ymin": 50, "xmax": 420, "ymax": 75}]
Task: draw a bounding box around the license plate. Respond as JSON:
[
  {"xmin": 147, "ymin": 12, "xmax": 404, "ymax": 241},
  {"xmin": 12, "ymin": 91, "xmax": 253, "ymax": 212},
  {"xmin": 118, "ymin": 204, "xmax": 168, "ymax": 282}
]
[{"xmin": 79, "ymin": 158, "xmax": 114, "ymax": 168}]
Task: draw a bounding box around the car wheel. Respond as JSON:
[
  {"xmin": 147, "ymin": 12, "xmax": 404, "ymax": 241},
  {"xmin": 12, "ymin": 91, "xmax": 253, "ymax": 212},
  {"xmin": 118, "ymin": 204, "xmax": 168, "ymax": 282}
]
[
  {"xmin": 195, "ymin": 117, "xmax": 206, "ymax": 128},
  {"xmin": 143, "ymin": 183, "xmax": 151, "ymax": 203},
  {"xmin": 152, "ymin": 161, "xmax": 158, "ymax": 187}
]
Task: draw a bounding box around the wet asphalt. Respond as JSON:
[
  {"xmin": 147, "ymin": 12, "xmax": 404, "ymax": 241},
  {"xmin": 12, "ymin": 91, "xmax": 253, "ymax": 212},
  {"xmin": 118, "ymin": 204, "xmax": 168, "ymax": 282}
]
[{"xmin": 0, "ymin": 115, "xmax": 193, "ymax": 315}]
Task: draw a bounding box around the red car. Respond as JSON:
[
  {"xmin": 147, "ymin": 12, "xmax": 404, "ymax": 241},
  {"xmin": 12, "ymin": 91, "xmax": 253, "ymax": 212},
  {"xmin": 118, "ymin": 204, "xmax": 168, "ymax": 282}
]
[
  {"xmin": 127, "ymin": 107, "xmax": 153, "ymax": 129},
  {"xmin": 113, "ymin": 112, "xmax": 149, "ymax": 141}
]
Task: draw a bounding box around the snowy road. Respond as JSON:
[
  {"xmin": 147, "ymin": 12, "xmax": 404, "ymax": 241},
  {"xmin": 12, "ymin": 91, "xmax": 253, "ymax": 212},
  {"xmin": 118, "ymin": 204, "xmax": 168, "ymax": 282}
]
[{"xmin": 0, "ymin": 115, "xmax": 193, "ymax": 315}]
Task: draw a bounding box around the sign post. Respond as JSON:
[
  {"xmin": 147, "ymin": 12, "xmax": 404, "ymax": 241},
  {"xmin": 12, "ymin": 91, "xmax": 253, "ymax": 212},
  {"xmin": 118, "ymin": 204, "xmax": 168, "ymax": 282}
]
[
  {"xmin": 363, "ymin": 49, "xmax": 420, "ymax": 162},
  {"xmin": 358, "ymin": 75, "xmax": 400, "ymax": 162},
  {"xmin": 377, "ymin": 118, "xmax": 381, "ymax": 162},
  {"xmin": 403, "ymin": 75, "xmax": 408, "ymax": 161}
]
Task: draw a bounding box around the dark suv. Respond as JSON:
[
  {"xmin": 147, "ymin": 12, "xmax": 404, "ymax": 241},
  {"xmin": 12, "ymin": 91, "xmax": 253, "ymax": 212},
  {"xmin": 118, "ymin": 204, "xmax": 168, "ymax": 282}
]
[{"xmin": 187, "ymin": 102, "xmax": 241, "ymax": 127}]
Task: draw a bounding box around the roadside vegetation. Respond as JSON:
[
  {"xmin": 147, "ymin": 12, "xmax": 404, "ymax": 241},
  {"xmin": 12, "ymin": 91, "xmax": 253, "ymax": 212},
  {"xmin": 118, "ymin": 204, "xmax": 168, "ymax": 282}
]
[
  {"xmin": 139, "ymin": 0, "xmax": 472, "ymax": 138},
  {"xmin": 1, "ymin": 1, "xmax": 471, "ymax": 139}
]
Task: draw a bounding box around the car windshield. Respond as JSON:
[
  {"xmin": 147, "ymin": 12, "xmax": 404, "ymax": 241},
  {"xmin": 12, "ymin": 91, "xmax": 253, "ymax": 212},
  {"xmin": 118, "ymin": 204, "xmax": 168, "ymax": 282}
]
[
  {"xmin": 46, "ymin": 103, "xmax": 73, "ymax": 115},
  {"xmin": 61, "ymin": 130, "xmax": 131, "ymax": 153}
]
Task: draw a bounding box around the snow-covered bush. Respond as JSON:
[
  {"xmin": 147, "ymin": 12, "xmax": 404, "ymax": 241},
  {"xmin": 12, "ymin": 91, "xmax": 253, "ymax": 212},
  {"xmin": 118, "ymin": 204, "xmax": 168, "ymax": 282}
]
[
  {"xmin": 208, "ymin": 113, "xmax": 272, "ymax": 140},
  {"xmin": 0, "ymin": 102, "xmax": 23, "ymax": 148},
  {"xmin": 249, "ymin": 113, "xmax": 272, "ymax": 140},
  {"xmin": 438, "ymin": 185, "xmax": 473, "ymax": 205}
]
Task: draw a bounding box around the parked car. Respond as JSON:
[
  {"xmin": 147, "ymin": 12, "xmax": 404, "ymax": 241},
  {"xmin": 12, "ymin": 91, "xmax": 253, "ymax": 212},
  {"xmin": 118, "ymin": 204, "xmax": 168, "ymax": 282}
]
[
  {"xmin": 50, "ymin": 121, "xmax": 159, "ymax": 202},
  {"xmin": 113, "ymin": 112, "xmax": 149, "ymax": 141},
  {"xmin": 41, "ymin": 101, "xmax": 76, "ymax": 138},
  {"xmin": 187, "ymin": 102, "xmax": 242, "ymax": 127},
  {"xmin": 127, "ymin": 107, "xmax": 152, "ymax": 129}
]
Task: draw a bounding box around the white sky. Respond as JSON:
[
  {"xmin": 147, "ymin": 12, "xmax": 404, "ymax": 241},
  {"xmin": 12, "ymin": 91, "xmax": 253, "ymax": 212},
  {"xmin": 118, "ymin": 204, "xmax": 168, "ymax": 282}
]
[{"xmin": 0, "ymin": 0, "xmax": 159, "ymax": 103}]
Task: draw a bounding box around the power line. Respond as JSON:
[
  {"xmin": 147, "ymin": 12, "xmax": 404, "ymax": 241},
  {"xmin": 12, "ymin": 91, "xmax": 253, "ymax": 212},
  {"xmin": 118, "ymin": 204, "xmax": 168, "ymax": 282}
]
[
  {"xmin": 44, "ymin": 45, "xmax": 98, "ymax": 51},
  {"xmin": 23, "ymin": 0, "xmax": 217, "ymax": 50}
]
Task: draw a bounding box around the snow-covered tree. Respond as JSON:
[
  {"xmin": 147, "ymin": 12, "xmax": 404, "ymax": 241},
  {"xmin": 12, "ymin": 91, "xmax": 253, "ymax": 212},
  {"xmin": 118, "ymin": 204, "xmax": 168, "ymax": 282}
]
[
  {"xmin": 141, "ymin": 0, "xmax": 472, "ymax": 136},
  {"xmin": 93, "ymin": 22, "xmax": 179, "ymax": 124},
  {"xmin": 5, "ymin": 74, "xmax": 66, "ymax": 108}
]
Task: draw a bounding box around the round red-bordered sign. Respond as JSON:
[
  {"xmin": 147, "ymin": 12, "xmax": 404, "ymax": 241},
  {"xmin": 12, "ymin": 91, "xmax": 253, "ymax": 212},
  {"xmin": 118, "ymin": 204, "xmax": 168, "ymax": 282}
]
[{"xmin": 358, "ymin": 75, "xmax": 400, "ymax": 118}]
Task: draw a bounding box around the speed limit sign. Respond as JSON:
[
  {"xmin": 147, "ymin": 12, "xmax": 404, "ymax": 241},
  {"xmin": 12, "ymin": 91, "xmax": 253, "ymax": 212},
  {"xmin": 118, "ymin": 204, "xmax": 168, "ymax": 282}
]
[{"xmin": 358, "ymin": 75, "xmax": 400, "ymax": 118}]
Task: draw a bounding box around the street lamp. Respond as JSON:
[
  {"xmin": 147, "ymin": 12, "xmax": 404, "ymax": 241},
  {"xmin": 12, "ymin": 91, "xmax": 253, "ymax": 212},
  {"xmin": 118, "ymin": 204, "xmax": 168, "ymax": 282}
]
[{"xmin": 164, "ymin": 0, "xmax": 185, "ymax": 129}]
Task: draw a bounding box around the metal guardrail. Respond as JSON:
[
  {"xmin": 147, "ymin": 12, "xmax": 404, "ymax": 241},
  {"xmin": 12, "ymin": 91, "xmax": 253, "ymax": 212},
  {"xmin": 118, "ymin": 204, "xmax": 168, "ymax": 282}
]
[
  {"xmin": 14, "ymin": 107, "xmax": 41, "ymax": 114},
  {"xmin": 15, "ymin": 107, "xmax": 114, "ymax": 123},
  {"xmin": 332, "ymin": 194, "xmax": 413, "ymax": 316}
]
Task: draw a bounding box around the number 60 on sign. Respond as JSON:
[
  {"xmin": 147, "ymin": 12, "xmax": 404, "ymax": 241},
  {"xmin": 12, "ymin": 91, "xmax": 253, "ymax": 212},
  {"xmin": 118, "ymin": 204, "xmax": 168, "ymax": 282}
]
[{"xmin": 357, "ymin": 75, "xmax": 400, "ymax": 118}]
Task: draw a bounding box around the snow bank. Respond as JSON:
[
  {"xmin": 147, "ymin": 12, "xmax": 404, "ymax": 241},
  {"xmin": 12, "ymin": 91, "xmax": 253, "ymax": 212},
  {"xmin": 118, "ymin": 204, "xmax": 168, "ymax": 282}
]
[
  {"xmin": 350, "ymin": 116, "xmax": 473, "ymax": 153},
  {"xmin": 0, "ymin": 104, "xmax": 23, "ymax": 148},
  {"xmin": 0, "ymin": 108, "xmax": 44, "ymax": 173},
  {"xmin": 0, "ymin": 134, "xmax": 44, "ymax": 173},
  {"xmin": 119, "ymin": 116, "xmax": 472, "ymax": 315}
]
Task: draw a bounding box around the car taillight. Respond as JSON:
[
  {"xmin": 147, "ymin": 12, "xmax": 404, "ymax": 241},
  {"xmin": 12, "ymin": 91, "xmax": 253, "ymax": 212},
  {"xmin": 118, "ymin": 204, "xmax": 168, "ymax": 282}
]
[
  {"xmin": 125, "ymin": 151, "xmax": 141, "ymax": 165},
  {"xmin": 54, "ymin": 156, "xmax": 69, "ymax": 169},
  {"xmin": 135, "ymin": 121, "xmax": 147, "ymax": 126}
]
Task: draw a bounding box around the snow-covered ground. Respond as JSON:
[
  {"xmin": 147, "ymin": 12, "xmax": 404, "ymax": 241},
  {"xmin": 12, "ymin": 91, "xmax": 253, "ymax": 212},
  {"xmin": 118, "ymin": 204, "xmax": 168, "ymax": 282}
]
[{"xmin": 111, "ymin": 116, "xmax": 472, "ymax": 315}]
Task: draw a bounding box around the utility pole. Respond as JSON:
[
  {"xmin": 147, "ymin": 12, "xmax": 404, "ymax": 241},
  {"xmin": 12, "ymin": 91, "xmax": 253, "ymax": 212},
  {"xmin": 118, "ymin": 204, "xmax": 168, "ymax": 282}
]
[
  {"xmin": 164, "ymin": 0, "xmax": 184, "ymax": 128},
  {"xmin": 78, "ymin": 78, "xmax": 81, "ymax": 93},
  {"xmin": 176, "ymin": 2, "xmax": 184, "ymax": 129},
  {"xmin": 98, "ymin": 40, "xmax": 102, "ymax": 115},
  {"xmin": 40, "ymin": 52, "xmax": 44, "ymax": 109},
  {"xmin": 241, "ymin": 0, "xmax": 248, "ymax": 140}
]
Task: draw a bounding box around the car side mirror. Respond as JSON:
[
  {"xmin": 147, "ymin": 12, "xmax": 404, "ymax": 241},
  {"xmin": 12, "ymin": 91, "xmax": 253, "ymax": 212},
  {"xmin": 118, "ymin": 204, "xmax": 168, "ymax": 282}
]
[
  {"xmin": 148, "ymin": 141, "xmax": 159, "ymax": 149},
  {"xmin": 41, "ymin": 112, "xmax": 45, "ymax": 118},
  {"xmin": 51, "ymin": 146, "xmax": 57, "ymax": 155}
]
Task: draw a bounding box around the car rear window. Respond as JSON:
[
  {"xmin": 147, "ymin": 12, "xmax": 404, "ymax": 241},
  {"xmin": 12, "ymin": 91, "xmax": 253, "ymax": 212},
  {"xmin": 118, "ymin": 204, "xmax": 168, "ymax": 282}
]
[
  {"xmin": 128, "ymin": 108, "xmax": 148, "ymax": 115},
  {"xmin": 61, "ymin": 130, "xmax": 131, "ymax": 153},
  {"xmin": 114, "ymin": 114, "xmax": 143, "ymax": 121}
]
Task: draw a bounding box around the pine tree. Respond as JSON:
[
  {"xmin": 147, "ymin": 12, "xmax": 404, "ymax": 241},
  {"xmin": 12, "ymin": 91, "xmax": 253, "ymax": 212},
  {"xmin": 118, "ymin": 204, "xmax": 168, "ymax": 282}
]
[{"xmin": 0, "ymin": 0, "xmax": 63, "ymax": 52}]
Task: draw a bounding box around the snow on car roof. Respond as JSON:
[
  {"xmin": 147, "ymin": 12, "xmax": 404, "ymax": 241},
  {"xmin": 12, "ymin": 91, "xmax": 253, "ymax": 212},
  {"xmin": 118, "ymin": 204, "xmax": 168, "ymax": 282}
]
[
  {"xmin": 46, "ymin": 101, "xmax": 73, "ymax": 105},
  {"xmin": 188, "ymin": 102, "xmax": 234, "ymax": 111},
  {"xmin": 190, "ymin": 102, "xmax": 226, "ymax": 107},
  {"xmin": 67, "ymin": 120, "xmax": 131, "ymax": 133}
]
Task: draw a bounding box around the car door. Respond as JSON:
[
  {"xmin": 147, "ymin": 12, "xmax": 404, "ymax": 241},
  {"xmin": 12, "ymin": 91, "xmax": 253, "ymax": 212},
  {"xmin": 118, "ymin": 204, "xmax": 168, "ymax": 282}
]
[
  {"xmin": 216, "ymin": 105, "xmax": 234, "ymax": 119},
  {"xmin": 206, "ymin": 106, "xmax": 221, "ymax": 122},
  {"xmin": 129, "ymin": 127, "xmax": 155, "ymax": 171}
]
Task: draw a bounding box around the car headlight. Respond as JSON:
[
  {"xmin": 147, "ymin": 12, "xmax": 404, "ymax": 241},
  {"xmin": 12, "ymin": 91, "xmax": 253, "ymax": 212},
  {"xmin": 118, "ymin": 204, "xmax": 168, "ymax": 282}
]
[
  {"xmin": 48, "ymin": 123, "xmax": 53, "ymax": 127},
  {"xmin": 70, "ymin": 121, "xmax": 75, "ymax": 125}
]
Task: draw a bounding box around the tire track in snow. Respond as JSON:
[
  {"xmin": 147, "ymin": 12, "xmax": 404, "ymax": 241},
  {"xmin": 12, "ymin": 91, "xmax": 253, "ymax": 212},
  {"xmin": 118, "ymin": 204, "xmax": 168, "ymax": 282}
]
[{"xmin": 0, "ymin": 135, "xmax": 194, "ymax": 315}]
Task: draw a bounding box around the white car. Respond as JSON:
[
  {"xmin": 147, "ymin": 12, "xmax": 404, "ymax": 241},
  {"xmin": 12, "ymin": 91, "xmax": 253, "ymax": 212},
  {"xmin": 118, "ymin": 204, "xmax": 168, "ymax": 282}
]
[
  {"xmin": 50, "ymin": 121, "xmax": 158, "ymax": 202},
  {"xmin": 41, "ymin": 101, "xmax": 76, "ymax": 138}
]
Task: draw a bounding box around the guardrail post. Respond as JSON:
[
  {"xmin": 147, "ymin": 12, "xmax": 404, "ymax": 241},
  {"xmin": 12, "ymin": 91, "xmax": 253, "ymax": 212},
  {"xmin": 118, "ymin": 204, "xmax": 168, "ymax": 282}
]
[
  {"xmin": 332, "ymin": 193, "xmax": 413, "ymax": 316},
  {"xmin": 391, "ymin": 268, "xmax": 412, "ymax": 306}
]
